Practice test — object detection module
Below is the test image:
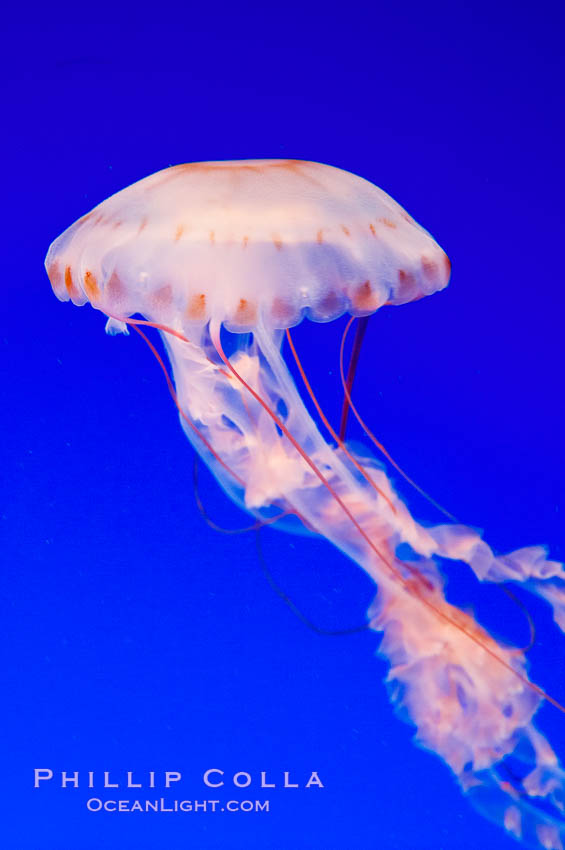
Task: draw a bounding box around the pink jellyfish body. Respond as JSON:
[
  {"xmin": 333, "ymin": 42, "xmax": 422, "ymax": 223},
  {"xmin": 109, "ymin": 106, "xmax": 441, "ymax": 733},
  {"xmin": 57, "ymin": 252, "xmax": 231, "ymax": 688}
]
[{"xmin": 46, "ymin": 160, "xmax": 565, "ymax": 849}]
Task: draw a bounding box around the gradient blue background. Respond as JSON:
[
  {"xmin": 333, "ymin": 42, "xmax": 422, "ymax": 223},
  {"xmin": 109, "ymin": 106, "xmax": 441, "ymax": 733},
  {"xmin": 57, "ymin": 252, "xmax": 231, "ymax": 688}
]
[{"xmin": 2, "ymin": 2, "xmax": 564, "ymax": 848}]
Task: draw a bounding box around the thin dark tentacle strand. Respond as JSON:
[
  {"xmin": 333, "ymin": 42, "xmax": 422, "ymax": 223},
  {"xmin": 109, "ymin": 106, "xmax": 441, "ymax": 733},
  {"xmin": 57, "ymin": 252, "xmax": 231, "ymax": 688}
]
[
  {"xmin": 254, "ymin": 530, "xmax": 370, "ymax": 637},
  {"xmin": 339, "ymin": 315, "xmax": 370, "ymax": 441}
]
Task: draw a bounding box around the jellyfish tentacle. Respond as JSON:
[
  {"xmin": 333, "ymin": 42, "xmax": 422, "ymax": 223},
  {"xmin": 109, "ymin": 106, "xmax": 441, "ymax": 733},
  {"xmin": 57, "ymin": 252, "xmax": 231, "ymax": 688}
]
[
  {"xmin": 259, "ymin": 320, "xmax": 386, "ymax": 508},
  {"xmin": 192, "ymin": 455, "xmax": 289, "ymax": 535},
  {"xmin": 123, "ymin": 319, "xmax": 246, "ymax": 488},
  {"xmin": 499, "ymin": 586, "xmax": 537, "ymax": 654},
  {"xmin": 254, "ymin": 530, "xmax": 370, "ymax": 637},
  {"xmin": 285, "ymin": 326, "xmax": 397, "ymax": 514},
  {"xmin": 338, "ymin": 314, "xmax": 370, "ymax": 441}
]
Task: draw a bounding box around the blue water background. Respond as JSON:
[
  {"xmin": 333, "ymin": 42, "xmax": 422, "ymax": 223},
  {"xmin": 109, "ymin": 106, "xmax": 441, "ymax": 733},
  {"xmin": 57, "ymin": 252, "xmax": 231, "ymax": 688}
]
[{"xmin": 1, "ymin": 3, "xmax": 564, "ymax": 848}]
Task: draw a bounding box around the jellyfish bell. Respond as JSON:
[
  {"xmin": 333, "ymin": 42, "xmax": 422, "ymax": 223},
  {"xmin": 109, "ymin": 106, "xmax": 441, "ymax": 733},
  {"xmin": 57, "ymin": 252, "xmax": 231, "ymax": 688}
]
[
  {"xmin": 45, "ymin": 159, "xmax": 451, "ymax": 333},
  {"xmin": 46, "ymin": 160, "xmax": 565, "ymax": 850}
]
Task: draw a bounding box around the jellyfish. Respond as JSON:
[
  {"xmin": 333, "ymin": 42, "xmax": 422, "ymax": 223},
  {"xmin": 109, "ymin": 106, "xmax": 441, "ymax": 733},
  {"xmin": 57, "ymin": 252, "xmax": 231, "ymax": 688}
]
[{"xmin": 45, "ymin": 160, "xmax": 565, "ymax": 848}]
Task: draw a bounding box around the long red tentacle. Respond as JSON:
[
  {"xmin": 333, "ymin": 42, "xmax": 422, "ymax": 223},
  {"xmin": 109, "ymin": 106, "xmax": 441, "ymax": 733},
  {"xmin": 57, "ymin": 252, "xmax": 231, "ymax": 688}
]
[{"xmin": 285, "ymin": 327, "xmax": 397, "ymax": 515}]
